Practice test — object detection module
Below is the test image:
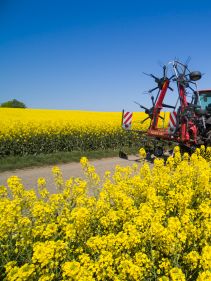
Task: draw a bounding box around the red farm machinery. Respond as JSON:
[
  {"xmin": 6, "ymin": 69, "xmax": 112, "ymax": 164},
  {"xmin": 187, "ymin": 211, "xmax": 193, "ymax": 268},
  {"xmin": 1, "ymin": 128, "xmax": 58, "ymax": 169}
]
[{"xmin": 121, "ymin": 59, "xmax": 211, "ymax": 157}]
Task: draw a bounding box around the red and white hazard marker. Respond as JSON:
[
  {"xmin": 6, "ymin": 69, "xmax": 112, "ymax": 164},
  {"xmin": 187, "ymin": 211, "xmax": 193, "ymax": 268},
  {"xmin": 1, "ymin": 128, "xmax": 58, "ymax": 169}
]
[
  {"xmin": 122, "ymin": 111, "xmax": 133, "ymax": 130},
  {"xmin": 168, "ymin": 111, "xmax": 177, "ymax": 134}
]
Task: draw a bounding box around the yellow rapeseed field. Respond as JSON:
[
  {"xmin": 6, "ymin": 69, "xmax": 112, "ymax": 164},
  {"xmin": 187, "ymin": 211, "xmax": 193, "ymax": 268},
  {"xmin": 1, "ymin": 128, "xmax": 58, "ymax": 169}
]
[
  {"xmin": 0, "ymin": 146, "xmax": 210, "ymax": 280},
  {"xmin": 0, "ymin": 108, "xmax": 168, "ymax": 157}
]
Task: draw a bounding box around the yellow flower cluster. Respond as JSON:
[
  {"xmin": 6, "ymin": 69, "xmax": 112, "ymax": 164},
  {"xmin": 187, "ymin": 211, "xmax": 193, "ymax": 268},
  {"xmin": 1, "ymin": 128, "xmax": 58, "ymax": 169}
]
[
  {"xmin": 0, "ymin": 108, "xmax": 168, "ymax": 156},
  {"xmin": 1, "ymin": 146, "xmax": 210, "ymax": 280}
]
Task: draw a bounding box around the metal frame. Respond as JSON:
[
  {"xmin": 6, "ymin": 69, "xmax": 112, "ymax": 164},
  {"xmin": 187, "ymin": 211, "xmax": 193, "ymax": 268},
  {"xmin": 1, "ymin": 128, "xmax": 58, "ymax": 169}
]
[{"xmin": 122, "ymin": 60, "xmax": 209, "ymax": 149}]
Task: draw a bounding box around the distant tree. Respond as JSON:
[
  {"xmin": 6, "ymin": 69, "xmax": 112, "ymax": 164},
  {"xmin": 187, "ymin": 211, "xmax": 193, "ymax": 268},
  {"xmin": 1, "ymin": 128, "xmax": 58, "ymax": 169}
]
[{"xmin": 0, "ymin": 99, "xmax": 26, "ymax": 108}]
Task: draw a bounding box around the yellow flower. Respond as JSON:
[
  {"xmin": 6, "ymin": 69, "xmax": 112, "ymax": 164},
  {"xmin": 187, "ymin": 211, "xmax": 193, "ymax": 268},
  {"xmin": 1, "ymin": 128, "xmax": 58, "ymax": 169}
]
[
  {"xmin": 169, "ymin": 267, "xmax": 186, "ymax": 281},
  {"xmin": 197, "ymin": 271, "xmax": 211, "ymax": 281},
  {"xmin": 52, "ymin": 166, "xmax": 64, "ymax": 191},
  {"xmin": 1, "ymin": 145, "xmax": 211, "ymax": 280},
  {"xmin": 80, "ymin": 156, "xmax": 89, "ymax": 168},
  {"xmin": 139, "ymin": 147, "xmax": 147, "ymax": 158},
  {"xmin": 62, "ymin": 261, "xmax": 81, "ymax": 279},
  {"xmin": 200, "ymin": 246, "xmax": 211, "ymax": 270}
]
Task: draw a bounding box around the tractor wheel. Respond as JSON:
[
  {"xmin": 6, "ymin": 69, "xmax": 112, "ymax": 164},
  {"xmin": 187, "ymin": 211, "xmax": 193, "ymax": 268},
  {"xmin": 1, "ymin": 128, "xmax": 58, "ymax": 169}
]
[{"xmin": 154, "ymin": 146, "xmax": 164, "ymax": 157}]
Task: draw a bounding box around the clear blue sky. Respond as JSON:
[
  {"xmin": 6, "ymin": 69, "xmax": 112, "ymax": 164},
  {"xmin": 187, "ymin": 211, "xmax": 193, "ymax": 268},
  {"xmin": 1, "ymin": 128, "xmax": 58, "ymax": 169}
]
[{"xmin": 1, "ymin": 0, "xmax": 211, "ymax": 111}]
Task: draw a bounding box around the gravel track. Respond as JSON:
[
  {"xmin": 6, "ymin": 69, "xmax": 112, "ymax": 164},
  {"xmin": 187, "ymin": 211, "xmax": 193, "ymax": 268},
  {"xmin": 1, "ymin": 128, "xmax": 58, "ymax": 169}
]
[{"xmin": 0, "ymin": 155, "xmax": 142, "ymax": 194}]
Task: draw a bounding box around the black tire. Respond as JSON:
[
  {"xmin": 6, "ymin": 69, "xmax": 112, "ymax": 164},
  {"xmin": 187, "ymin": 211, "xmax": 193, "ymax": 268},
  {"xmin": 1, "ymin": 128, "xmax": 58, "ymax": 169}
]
[
  {"xmin": 119, "ymin": 151, "xmax": 128, "ymax": 159},
  {"xmin": 154, "ymin": 147, "xmax": 164, "ymax": 157}
]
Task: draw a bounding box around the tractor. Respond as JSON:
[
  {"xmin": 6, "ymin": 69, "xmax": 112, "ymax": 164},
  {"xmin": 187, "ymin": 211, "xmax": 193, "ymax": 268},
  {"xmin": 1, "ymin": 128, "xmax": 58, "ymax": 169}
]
[{"xmin": 121, "ymin": 59, "xmax": 211, "ymax": 157}]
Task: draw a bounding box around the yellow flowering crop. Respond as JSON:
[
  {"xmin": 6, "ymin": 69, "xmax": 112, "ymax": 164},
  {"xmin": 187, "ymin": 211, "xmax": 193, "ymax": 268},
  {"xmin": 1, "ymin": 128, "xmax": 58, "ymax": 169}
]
[
  {"xmin": 0, "ymin": 108, "xmax": 168, "ymax": 156},
  {"xmin": 0, "ymin": 146, "xmax": 210, "ymax": 280}
]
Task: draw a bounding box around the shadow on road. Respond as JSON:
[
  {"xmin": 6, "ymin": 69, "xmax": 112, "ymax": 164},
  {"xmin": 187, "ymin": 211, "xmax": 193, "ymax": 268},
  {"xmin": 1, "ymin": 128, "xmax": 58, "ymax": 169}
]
[{"xmin": 119, "ymin": 150, "xmax": 172, "ymax": 164}]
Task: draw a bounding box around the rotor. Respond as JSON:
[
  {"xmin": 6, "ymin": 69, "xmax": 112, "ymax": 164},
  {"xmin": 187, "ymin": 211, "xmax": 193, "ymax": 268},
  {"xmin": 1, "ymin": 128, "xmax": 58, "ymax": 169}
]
[{"xmin": 137, "ymin": 65, "xmax": 173, "ymax": 124}]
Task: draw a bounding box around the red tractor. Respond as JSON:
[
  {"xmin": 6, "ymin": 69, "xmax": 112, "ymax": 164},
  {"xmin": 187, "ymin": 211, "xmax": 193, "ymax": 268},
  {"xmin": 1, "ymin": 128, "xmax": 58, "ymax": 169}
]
[{"xmin": 121, "ymin": 60, "xmax": 211, "ymax": 157}]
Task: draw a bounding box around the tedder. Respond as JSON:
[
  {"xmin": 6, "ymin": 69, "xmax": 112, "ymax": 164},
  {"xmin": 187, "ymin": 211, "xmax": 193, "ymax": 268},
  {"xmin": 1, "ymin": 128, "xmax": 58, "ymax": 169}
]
[{"xmin": 121, "ymin": 59, "xmax": 211, "ymax": 157}]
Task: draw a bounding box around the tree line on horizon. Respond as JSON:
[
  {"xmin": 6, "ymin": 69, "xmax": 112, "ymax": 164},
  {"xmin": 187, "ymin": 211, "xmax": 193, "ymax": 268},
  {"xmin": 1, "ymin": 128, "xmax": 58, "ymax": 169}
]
[{"xmin": 0, "ymin": 99, "xmax": 26, "ymax": 108}]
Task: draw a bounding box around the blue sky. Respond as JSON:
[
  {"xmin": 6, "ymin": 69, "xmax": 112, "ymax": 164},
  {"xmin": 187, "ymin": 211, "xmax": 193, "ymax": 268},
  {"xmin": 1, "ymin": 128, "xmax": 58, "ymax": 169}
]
[{"xmin": 1, "ymin": 0, "xmax": 211, "ymax": 111}]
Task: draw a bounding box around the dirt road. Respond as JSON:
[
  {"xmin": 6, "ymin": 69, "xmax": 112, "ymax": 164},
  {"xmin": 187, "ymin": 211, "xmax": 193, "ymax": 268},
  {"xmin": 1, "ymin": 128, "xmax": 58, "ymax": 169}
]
[{"xmin": 0, "ymin": 155, "xmax": 141, "ymax": 193}]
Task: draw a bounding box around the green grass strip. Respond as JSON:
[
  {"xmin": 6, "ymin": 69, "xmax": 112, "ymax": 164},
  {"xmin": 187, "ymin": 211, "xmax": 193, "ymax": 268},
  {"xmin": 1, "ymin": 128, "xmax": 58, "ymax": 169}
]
[{"xmin": 0, "ymin": 147, "xmax": 140, "ymax": 172}]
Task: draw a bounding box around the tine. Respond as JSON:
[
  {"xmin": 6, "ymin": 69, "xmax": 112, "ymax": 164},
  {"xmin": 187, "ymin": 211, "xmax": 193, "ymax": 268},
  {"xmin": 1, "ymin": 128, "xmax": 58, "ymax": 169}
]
[
  {"xmin": 133, "ymin": 101, "xmax": 147, "ymax": 110},
  {"xmin": 140, "ymin": 105, "xmax": 148, "ymax": 110},
  {"xmin": 143, "ymin": 72, "xmax": 151, "ymax": 77},
  {"xmin": 163, "ymin": 65, "xmax": 166, "ymax": 77},
  {"xmin": 149, "ymin": 86, "xmax": 159, "ymax": 93},
  {"xmin": 150, "ymin": 74, "xmax": 159, "ymax": 80},
  {"xmin": 141, "ymin": 117, "xmax": 150, "ymax": 124},
  {"xmin": 151, "ymin": 96, "xmax": 155, "ymax": 106},
  {"xmin": 162, "ymin": 103, "xmax": 175, "ymax": 109},
  {"xmin": 185, "ymin": 56, "xmax": 191, "ymax": 66}
]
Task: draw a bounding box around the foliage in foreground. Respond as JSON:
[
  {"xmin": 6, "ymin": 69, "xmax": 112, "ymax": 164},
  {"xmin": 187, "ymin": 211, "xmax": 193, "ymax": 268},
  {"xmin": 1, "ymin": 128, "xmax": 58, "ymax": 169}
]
[
  {"xmin": 0, "ymin": 146, "xmax": 210, "ymax": 280},
  {"xmin": 0, "ymin": 108, "xmax": 168, "ymax": 157}
]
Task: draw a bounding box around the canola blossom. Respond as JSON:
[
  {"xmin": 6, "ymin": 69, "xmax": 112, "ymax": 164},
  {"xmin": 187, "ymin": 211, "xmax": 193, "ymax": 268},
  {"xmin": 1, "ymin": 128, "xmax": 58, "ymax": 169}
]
[
  {"xmin": 0, "ymin": 108, "xmax": 168, "ymax": 157},
  {"xmin": 0, "ymin": 146, "xmax": 210, "ymax": 280}
]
